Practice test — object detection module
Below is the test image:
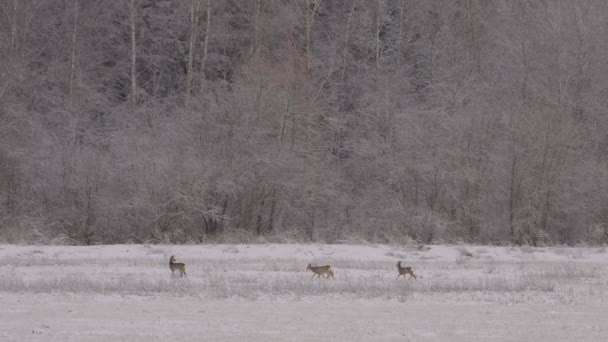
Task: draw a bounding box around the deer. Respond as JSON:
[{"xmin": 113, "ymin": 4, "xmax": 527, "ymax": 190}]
[
  {"xmin": 396, "ymin": 261, "xmax": 416, "ymax": 280},
  {"xmin": 169, "ymin": 255, "xmax": 187, "ymax": 277},
  {"xmin": 306, "ymin": 263, "xmax": 335, "ymax": 279}
]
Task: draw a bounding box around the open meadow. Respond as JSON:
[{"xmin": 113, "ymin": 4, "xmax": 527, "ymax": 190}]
[{"xmin": 1, "ymin": 243, "xmax": 608, "ymax": 341}]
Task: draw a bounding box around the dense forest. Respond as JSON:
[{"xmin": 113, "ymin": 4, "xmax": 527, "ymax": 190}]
[{"xmin": 1, "ymin": 0, "xmax": 608, "ymax": 245}]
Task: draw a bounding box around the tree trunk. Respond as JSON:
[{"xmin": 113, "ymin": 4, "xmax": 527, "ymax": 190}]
[
  {"xmin": 129, "ymin": 0, "xmax": 137, "ymax": 115},
  {"xmin": 250, "ymin": 0, "xmax": 260, "ymax": 57},
  {"xmin": 83, "ymin": 183, "xmax": 96, "ymax": 245},
  {"xmin": 279, "ymin": 95, "xmax": 290, "ymax": 145},
  {"xmin": 9, "ymin": 0, "xmax": 17, "ymax": 55},
  {"xmin": 396, "ymin": 0, "xmax": 405, "ymax": 65},
  {"xmin": 256, "ymin": 196, "xmax": 266, "ymax": 236},
  {"xmin": 375, "ymin": 0, "xmax": 382, "ymax": 73},
  {"xmin": 266, "ymin": 189, "xmax": 277, "ymax": 234},
  {"xmin": 509, "ymin": 153, "xmax": 520, "ymax": 244},
  {"xmin": 200, "ymin": 0, "xmax": 212, "ymax": 85},
  {"xmin": 67, "ymin": 0, "xmax": 79, "ymax": 108},
  {"xmin": 303, "ymin": 0, "xmax": 321, "ymax": 74},
  {"xmin": 340, "ymin": 0, "xmax": 356, "ymax": 84},
  {"xmin": 218, "ymin": 196, "xmax": 228, "ymax": 236},
  {"xmin": 308, "ymin": 208, "xmax": 315, "ymax": 241},
  {"xmin": 185, "ymin": 0, "xmax": 200, "ymax": 106}
]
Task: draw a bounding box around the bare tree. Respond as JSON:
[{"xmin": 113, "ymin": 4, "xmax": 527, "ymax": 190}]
[
  {"xmin": 200, "ymin": 0, "xmax": 212, "ymax": 85},
  {"xmin": 129, "ymin": 0, "xmax": 137, "ymax": 115},
  {"xmin": 67, "ymin": 0, "xmax": 79, "ymax": 108},
  {"xmin": 185, "ymin": 0, "xmax": 201, "ymax": 106},
  {"xmin": 250, "ymin": 0, "xmax": 261, "ymax": 57},
  {"xmin": 301, "ymin": 0, "xmax": 322, "ymax": 74}
]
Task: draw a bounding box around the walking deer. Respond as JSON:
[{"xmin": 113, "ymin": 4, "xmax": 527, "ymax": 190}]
[
  {"xmin": 396, "ymin": 261, "xmax": 416, "ymax": 280},
  {"xmin": 169, "ymin": 255, "xmax": 187, "ymax": 277},
  {"xmin": 306, "ymin": 263, "xmax": 335, "ymax": 279}
]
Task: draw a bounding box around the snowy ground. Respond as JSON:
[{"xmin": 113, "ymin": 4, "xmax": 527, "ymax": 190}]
[{"xmin": 1, "ymin": 243, "xmax": 608, "ymax": 341}]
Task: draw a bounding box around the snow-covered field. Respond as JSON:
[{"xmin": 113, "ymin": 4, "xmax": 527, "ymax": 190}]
[{"xmin": 1, "ymin": 243, "xmax": 608, "ymax": 341}]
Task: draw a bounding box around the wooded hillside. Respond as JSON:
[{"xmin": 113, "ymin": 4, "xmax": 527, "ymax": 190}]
[{"xmin": 1, "ymin": 0, "xmax": 608, "ymax": 245}]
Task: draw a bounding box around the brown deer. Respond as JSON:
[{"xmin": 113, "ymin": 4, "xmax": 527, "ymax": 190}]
[
  {"xmin": 396, "ymin": 261, "xmax": 416, "ymax": 280},
  {"xmin": 306, "ymin": 263, "xmax": 335, "ymax": 279},
  {"xmin": 169, "ymin": 255, "xmax": 187, "ymax": 277}
]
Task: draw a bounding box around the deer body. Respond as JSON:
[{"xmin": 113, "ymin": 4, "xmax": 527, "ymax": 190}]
[
  {"xmin": 306, "ymin": 263, "xmax": 334, "ymax": 279},
  {"xmin": 396, "ymin": 261, "xmax": 416, "ymax": 280},
  {"xmin": 169, "ymin": 255, "xmax": 187, "ymax": 277}
]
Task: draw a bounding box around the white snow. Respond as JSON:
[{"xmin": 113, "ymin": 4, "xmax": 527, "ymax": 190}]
[{"xmin": 1, "ymin": 243, "xmax": 607, "ymax": 341}]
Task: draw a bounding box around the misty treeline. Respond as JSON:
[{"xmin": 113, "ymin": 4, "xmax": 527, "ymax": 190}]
[{"xmin": 1, "ymin": 0, "xmax": 608, "ymax": 246}]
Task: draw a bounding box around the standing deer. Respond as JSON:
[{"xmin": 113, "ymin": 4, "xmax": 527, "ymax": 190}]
[
  {"xmin": 169, "ymin": 255, "xmax": 187, "ymax": 277},
  {"xmin": 306, "ymin": 263, "xmax": 335, "ymax": 279},
  {"xmin": 396, "ymin": 261, "xmax": 416, "ymax": 280}
]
